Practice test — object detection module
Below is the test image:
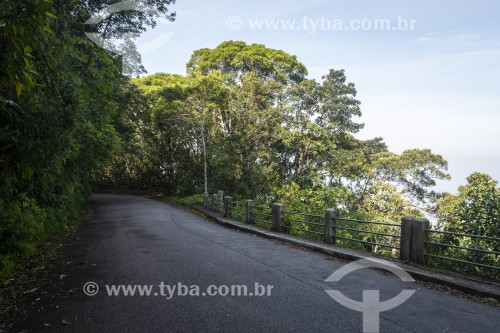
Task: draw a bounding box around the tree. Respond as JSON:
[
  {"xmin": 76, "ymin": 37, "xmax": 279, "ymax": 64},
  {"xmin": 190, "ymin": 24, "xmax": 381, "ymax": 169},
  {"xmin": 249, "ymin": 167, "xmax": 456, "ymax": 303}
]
[
  {"xmin": 274, "ymin": 70, "xmax": 366, "ymax": 189},
  {"xmin": 185, "ymin": 41, "xmax": 310, "ymax": 196},
  {"xmin": 0, "ymin": 0, "xmax": 55, "ymax": 96},
  {"xmin": 120, "ymin": 72, "xmax": 232, "ymax": 195},
  {"xmin": 0, "ymin": 0, "xmax": 175, "ymax": 280},
  {"xmin": 101, "ymin": 41, "xmax": 452, "ymax": 231},
  {"xmin": 354, "ymin": 149, "xmax": 450, "ymax": 214},
  {"xmin": 433, "ymin": 173, "xmax": 499, "ymax": 277},
  {"xmin": 314, "ymin": 69, "xmax": 364, "ymax": 134},
  {"xmin": 184, "ymin": 72, "xmax": 231, "ymax": 193},
  {"xmin": 187, "ymin": 41, "xmax": 307, "ymax": 85},
  {"xmin": 438, "ymin": 173, "xmax": 500, "ymax": 238}
]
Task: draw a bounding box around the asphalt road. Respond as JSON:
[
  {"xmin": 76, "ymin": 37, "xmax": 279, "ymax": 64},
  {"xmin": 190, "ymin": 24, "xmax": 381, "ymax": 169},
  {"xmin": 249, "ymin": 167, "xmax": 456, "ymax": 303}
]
[{"xmin": 10, "ymin": 194, "xmax": 500, "ymax": 332}]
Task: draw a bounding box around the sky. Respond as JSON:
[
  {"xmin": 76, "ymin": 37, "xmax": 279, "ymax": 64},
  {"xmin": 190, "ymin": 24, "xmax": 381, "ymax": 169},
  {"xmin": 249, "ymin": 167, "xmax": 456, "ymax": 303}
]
[{"xmin": 131, "ymin": 0, "xmax": 500, "ymax": 193}]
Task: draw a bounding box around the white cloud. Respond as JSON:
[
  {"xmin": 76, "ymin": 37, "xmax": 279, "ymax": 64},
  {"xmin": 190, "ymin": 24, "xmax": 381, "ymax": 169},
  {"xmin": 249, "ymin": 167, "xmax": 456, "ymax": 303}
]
[{"xmin": 412, "ymin": 32, "xmax": 479, "ymax": 46}]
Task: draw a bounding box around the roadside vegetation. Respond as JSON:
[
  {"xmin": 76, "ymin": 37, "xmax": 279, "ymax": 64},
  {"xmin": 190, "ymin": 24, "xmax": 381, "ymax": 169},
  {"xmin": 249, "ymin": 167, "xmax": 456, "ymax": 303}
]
[
  {"xmin": 1, "ymin": 1, "xmax": 497, "ymax": 281},
  {"xmin": 0, "ymin": 0, "xmax": 174, "ymax": 281}
]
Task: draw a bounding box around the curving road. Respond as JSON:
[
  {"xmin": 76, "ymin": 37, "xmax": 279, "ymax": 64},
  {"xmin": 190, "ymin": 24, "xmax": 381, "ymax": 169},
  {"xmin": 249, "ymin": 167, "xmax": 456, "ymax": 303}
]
[{"xmin": 11, "ymin": 194, "xmax": 500, "ymax": 332}]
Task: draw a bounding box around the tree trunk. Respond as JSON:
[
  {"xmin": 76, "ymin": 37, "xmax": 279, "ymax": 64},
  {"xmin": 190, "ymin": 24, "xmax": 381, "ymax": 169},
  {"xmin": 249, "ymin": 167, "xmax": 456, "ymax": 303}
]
[{"xmin": 201, "ymin": 118, "xmax": 208, "ymax": 193}]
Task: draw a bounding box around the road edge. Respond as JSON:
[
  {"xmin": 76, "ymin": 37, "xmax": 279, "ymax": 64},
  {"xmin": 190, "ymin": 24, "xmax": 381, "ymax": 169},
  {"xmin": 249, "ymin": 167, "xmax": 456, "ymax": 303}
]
[{"xmin": 192, "ymin": 205, "xmax": 500, "ymax": 301}]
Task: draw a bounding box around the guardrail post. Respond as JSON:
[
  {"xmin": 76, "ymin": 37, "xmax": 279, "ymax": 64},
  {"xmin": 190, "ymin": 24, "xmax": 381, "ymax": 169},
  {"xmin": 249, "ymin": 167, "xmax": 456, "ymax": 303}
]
[
  {"xmin": 203, "ymin": 192, "xmax": 209, "ymax": 208},
  {"xmin": 412, "ymin": 218, "xmax": 430, "ymax": 265},
  {"xmin": 246, "ymin": 200, "xmax": 254, "ymax": 224},
  {"xmin": 212, "ymin": 194, "xmax": 218, "ymax": 212},
  {"xmin": 224, "ymin": 196, "xmax": 233, "ymax": 218},
  {"xmin": 324, "ymin": 208, "xmax": 337, "ymax": 244},
  {"xmin": 400, "ymin": 217, "xmax": 412, "ymax": 262},
  {"xmin": 272, "ymin": 203, "xmax": 285, "ymax": 232},
  {"xmin": 401, "ymin": 217, "xmax": 430, "ymax": 265}
]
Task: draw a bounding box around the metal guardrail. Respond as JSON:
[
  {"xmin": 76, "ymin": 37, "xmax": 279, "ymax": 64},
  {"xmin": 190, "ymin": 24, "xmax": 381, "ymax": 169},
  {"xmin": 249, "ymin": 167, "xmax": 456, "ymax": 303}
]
[
  {"xmin": 252, "ymin": 205, "xmax": 272, "ymax": 227},
  {"xmin": 231, "ymin": 200, "xmax": 246, "ymax": 222},
  {"xmin": 335, "ymin": 218, "xmax": 402, "ymax": 254},
  {"xmin": 284, "ymin": 212, "xmax": 324, "ymax": 239},
  {"xmin": 424, "ymin": 229, "xmax": 500, "ymax": 273},
  {"xmin": 202, "ymin": 191, "xmax": 498, "ymax": 278},
  {"xmin": 207, "ymin": 195, "xmax": 224, "ymax": 214},
  {"xmin": 217, "ymin": 197, "xmax": 225, "ymax": 214}
]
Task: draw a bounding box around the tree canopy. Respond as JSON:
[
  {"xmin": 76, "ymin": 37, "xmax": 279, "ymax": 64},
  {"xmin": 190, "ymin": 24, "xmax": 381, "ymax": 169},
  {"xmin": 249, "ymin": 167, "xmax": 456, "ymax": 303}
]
[
  {"xmin": 1, "ymin": 4, "xmax": 497, "ymax": 281},
  {"xmin": 0, "ymin": 0, "xmax": 175, "ymax": 280},
  {"xmin": 102, "ymin": 41, "xmax": 453, "ymax": 224},
  {"xmin": 186, "ymin": 41, "xmax": 308, "ymax": 85}
]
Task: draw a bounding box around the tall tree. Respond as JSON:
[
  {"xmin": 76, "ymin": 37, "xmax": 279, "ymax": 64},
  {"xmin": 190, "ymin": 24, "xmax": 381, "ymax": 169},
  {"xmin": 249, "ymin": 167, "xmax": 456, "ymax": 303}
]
[
  {"xmin": 0, "ymin": 0, "xmax": 176, "ymax": 279},
  {"xmin": 187, "ymin": 41, "xmax": 307, "ymax": 85},
  {"xmin": 434, "ymin": 173, "xmax": 499, "ymax": 277},
  {"xmin": 438, "ymin": 173, "xmax": 500, "ymax": 238},
  {"xmin": 185, "ymin": 41, "xmax": 309, "ymax": 195}
]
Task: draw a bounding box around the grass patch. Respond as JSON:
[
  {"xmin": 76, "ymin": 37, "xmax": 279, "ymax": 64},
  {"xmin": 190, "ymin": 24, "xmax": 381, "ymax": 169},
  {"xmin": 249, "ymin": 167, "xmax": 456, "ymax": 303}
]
[{"xmin": 164, "ymin": 194, "xmax": 204, "ymax": 208}]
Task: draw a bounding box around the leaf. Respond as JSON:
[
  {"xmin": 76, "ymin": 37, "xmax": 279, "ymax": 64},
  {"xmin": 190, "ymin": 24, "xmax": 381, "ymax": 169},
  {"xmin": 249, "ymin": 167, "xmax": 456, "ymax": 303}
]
[
  {"xmin": 43, "ymin": 26, "xmax": 54, "ymax": 34},
  {"xmin": 24, "ymin": 57, "xmax": 31, "ymax": 69},
  {"xmin": 15, "ymin": 81, "xmax": 23, "ymax": 96},
  {"xmin": 61, "ymin": 319, "xmax": 71, "ymax": 326},
  {"xmin": 45, "ymin": 12, "xmax": 58, "ymax": 19}
]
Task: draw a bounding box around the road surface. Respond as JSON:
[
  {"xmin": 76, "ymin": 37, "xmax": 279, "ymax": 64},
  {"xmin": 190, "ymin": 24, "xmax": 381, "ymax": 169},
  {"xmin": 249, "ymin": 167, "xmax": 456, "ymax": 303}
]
[{"xmin": 10, "ymin": 194, "xmax": 500, "ymax": 332}]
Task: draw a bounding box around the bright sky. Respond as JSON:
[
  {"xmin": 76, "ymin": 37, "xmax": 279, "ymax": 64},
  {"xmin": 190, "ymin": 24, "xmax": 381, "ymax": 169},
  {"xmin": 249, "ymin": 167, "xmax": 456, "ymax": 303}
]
[{"xmin": 135, "ymin": 0, "xmax": 500, "ymax": 193}]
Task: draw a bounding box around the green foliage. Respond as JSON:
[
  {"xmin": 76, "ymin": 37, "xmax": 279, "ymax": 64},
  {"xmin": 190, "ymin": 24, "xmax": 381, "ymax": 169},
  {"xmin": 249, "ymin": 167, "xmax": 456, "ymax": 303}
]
[
  {"xmin": 276, "ymin": 182, "xmax": 353, "ymax": 215},
  {"xmin": 344, "ymin": 149, "xmax": 450, "ymax": 219},
  {"xmin": 0, "ymin": 0, "xmax": 55, "ymax": 96},
  {"xmin": 167, "ymin": 194, "xmax": 205, "ymax": 208},
  {"xmin": 102, "ymin": 41, "xmax": 450, "ymax": 228},
  {"xmin": 430, "ymin": 173, "xmax": 500, "ymax": 278},
  {"xmin": 0, "ymin": 0, "xmax": 175, "ymax": 280},
  {"xmin": 373, "ymin": 149, "xmax": 450, "ymax": 202},
  {"xmin": 231, "ymin": 199, "xmax": 248, "ymax": 222},
  {"xmin": 186, "ymin": 41, "xmax": 308, "ymax": 85},
  {"xmin": 95, "ymin": 38, "xmax": 497, "ymax": 278},
  {"xmin": 358, "ymin": 181, "xmax": 423, "ymax": 222},
  {"xmin": 438, "ymin": 173, "xmax": 500, "ymax": 237},
  {"xmin": 315, "ymin": 69, "xmax": 363, "ymax": 134}
]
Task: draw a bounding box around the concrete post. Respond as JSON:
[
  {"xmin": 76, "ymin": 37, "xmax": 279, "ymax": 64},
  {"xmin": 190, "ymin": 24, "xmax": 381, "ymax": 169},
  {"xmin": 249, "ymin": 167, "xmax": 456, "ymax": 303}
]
[
  {"xmin": 218, "ymin": 190, "xmax": 224, "ymax": 201},
  {"xmin": 246, "ymin": 200, "xmax": 254, "ymax": 224},
  {"xmin": 411, "ymin": 218, "xmax": 430, "ymax": 265},
  {"xmin": 400, "ymin": 217, "xmax": 430, "ymax": 265},
  {"xmin": 212, "ymin": 194, "xmax": 218, "ymax": 212},
  {"xmin": 203, "ymin": 192, "xmax": 209, "ymax": 208},
  {"xmin": 400, "ymin": 217, "xmax": 412, "ymax": 262},
  {"xmin": 224, "ymin": 196, "xmax": 233, "ymax": 218},
  {"xmin": 272, "ymin": 203, "xmax": 285, "ymax": 232},
  {"xmin": 324, "ymin": 208, "xmax": 337, "ymax": 244}
]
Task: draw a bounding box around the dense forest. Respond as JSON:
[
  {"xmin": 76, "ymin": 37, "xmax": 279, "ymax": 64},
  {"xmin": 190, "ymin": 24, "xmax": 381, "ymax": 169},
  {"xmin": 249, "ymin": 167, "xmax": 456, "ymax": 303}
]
[
  {"xmin": 1, "ymin": 1, "xmax": 498, "ymax": 280},
  {"xmin": 0, "ymin": 0, "xmax": 175, "ymax": 279}
]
